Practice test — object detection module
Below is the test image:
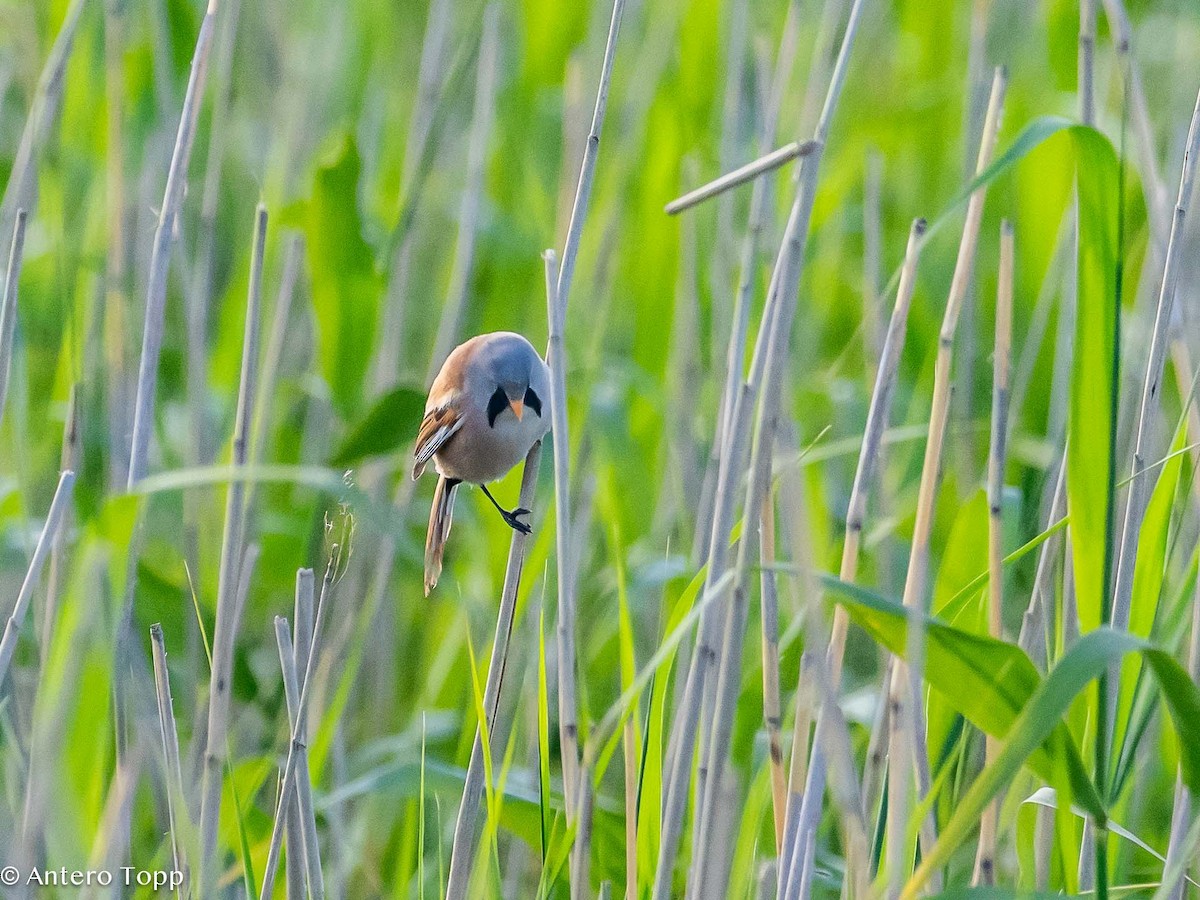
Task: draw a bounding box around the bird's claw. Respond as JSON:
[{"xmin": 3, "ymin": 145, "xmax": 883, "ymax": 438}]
[{"xmin": 502, "ymin": 508, "xmax": 532, "ymax": 534}]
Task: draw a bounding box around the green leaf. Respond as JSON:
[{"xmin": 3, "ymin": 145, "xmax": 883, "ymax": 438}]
[
  {"xmin": 903, "ymin": 628, "xmax": 1200, "ymax": 898},
  {"xmin": 819, "ymin": 574, "xmax": 1103, "ymax": 817},
  {"xmin": 300, "ymin": 136, "xmax": 383, "ymax": 417},
  {"xmin": 1068, "ymin": 126, "xmax": 1124, "ymax": 633},
  {"xmin": 328, "ymin": 384, "xmax": 426, "ymax": 467}
]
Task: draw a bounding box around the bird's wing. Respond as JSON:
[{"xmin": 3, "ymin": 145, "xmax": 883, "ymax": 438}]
[{"xmin": 412, "ymin": 402, "xmax": 464, "ymax": 479}]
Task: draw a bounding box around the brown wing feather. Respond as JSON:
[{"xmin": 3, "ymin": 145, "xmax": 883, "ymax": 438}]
[{"xmin": 412, "ymin": 404, "xmax": 464, "ymax": 479}]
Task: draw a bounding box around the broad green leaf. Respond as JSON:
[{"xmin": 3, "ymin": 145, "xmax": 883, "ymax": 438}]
[
  {"xmin": 904, "ymin": 628, "xmax": 1200, "ymax": 898},
  {"xmin": 1068, "ymin": 126, "xmax": 1125, "ymax": 633},
  {"xmin": 819, "ymin": 574, "xmax": 1103, "ymax": 816},
  {"xmin": 328, "ymin": 384, "xmax": 426, "ymax": 467},
  {"xmin": 300, "ymin": 137, "xmax": 383, "ymax": 417}
]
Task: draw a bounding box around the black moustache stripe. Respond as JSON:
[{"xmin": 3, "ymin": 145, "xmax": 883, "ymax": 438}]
[
  {"xmin": 487, "ymin": 387, "xmax": 508, "ymax": 428},
  {"xmin": 524, "ymin": 387, "xmax": 542, "ymax": 417}
]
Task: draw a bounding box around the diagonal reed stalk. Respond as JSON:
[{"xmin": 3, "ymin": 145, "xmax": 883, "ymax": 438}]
[
  {"xmin": 150, "ymin": 623, "xmax": 189, "ymax": 895},
  {"xmin": 40, "ymin": 385, "xmax": 79, "ymax": 660},
  {"xmin": 887, "ymin": 68, "xmax": 1006, "ymax": 899},
  {"xmin": 127, "ymin": 0, "xmax": 221, "ymax": 487},
  {"xmin": 0, "ymin": 210, "xmax": 28, "ymax": 432},
  {"xmin": 783, "ymin": 217, "xmax": 927, "ymax": 894},
  {"xmin": 443, "ymin": 445, "xmax": 543, "ymax": 898},
  {"xmin": 664, "ymin": 140, "xmax": 818, "ymax": 215},
  {"xmin": 1109, "ymin": 86, "xmax": 1200, "ymax": 648},
  {"xmin": 0, "ymin": 469, "xmax": 76, "ymax": 687},
  {"xmin": 688, "ymin": 1, "xmax": 869, "ymax": 893},
  {"xmin": 972, "ymin": 219, "xmax": 1014, "ymax": 886},
  {"xmin": 275, "ymin": 614, "xmax": 325, "ymax": 900},
  {"xmin": 196, "ymin": 204, "xmax": 266, "ymax": 891},
  {"xmin": 544, "ymin": 248, "xmax": 582, "ymax": 835}
]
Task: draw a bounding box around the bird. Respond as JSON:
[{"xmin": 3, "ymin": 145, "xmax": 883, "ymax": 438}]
[{"xmin": 413, "ymin": 331, "xmax": 551, "ymax": 594}]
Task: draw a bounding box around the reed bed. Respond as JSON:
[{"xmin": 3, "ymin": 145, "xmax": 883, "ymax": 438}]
[{"xmin": 2, "ymin": 1, "xmax": 1200, "ymax": 899}]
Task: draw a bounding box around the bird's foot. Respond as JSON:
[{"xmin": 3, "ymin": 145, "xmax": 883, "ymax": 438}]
[{"xmin": 500, "ymin": 507, "xmax": 532, "ymax": 535}]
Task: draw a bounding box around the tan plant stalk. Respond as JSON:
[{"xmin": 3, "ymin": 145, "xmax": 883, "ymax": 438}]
[
  {"xmin": 972, "ymin": 219, "xmax": 1014, "ymax": 886},
  {"xmin": 688, "ymin": 0, "xmax": 869, "ymax": 889},
  {"xmin": 888, "ymin": 68, "xmax": 1006, "ymax": 898},
  {"xmin": 443, "ymin": 446, "xmax": 543, "ymax": 898},
  {"xmin": 784, "ymin": 217, "xmax": 926, "ymax": 890}
]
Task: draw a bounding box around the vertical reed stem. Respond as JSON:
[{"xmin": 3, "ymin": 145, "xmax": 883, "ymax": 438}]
[{"xmin": 197, "ymin": 204, "xmax": 266, "ymax": 890}]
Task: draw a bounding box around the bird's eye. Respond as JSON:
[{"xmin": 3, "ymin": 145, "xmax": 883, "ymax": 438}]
[
  {"xmin": 524, "ymin": 387, "xmax": 543, "ymax": 417},
  {"xmin": 486, "ymin": 386, "xmax": 508, "ymax": 428}
]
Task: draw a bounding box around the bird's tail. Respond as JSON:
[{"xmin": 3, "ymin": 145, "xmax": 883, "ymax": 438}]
[{"xmin": 424, "ymin": 475, "xmax": 459, "ymax": 595}]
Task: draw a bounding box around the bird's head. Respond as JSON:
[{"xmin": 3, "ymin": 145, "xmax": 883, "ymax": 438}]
[{"xmin": 479, "ymin": 333, "xmax": 547, "ymax": 427}]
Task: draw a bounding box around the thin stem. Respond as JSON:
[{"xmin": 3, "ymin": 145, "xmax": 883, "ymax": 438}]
[
  {"xmin": 786, "ymin": 217, "xmax": 926, "ymax": 895},
  {"xmin": 889, "ymin": 68, "xmax": 1006, "ymax": 898},
  {"xmin": 197, "ymin": 204, "xmax": 266, "ymax": 890},
  {"xmin": 0, "ymin": 210, "xmax": 29, "ymax": 431},
  {"xmin": 150, "ymin": 624, "xmax": 189, "ymax": 896},
  {"xmin": 0, "ymin": 469, "xmax": 76, "ymax": 686},
  {"xmin": 664, "ymin": 140, "xmax": 818, "ymax": 215},
  {"xmin": 444, "ymin": 444, "xmax": 544, "ymax": 899},
  {"xmin": 127, "ymin": 0, "xmax": 221, "ymax": 487}
]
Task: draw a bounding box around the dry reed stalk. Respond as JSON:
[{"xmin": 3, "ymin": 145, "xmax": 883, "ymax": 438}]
[
  {"xmin": 543, "ymin": 248, "xmax": 581, "ymax": 826},
  {"xmin": 888, "ymin": 68, "xmax": 1007, "ymax": 899},
  {"xmin": 784, "ymin": 217, "xmax": 926, "ymax": 892},
  {"xmin": 0, "ymin": 0, "xmax": 86, "ymax": 241},
  {"xmin": 572, "ymin": 766, "xmax": 596, "ymax": 899},
  {"xmin": 0, "ymin": 210, "xmax": 28, "ymax": 431},
  {"xmin": 260, "ymin": 554, "xmax": 339, "ymax": 900},
  {"xmin": 443, "ymin": 445, "xmax": 543, "ymax": 899},
  {"xmin": 1110, "ymin": 86, "xmax": 1200, "ymax": 638},
  {"xmin": 1078, "ymin": 0, "xmax": 1096, "ymax": 126},
  {"xmin": 664, "ymin": 141, "xmax": 818, "ymax": 215},
  {"xmin": 760, "ymin": 493, "xmax": 787, "ymax": 849},
  {"xmin": 285, "ymin": 570, "xmax": 316, "ymax": 896},
  {"xmin": 972, "ymin": 220, "xmax": 1014, "ymax": 886},
  {"xmin": 127, "ymin": 0, "xmax": 221, "ymax": 487},
  {"xmin": 0, "ymin": 469, "xmax": 76, "ymax": 686},
  {"xmin": 187, "ymin": 0, "xmax": 242, "ymax": 470},
  {"xmin": 39, "ymin": 386, "xmax": 79, "ymax": 659},
  {"xmin": 275, "ymin": 617, "xmax": 325, "ymax": 900},
  {"xmin": 689, "ymin": 1, "xmax": 869, "ymax": 889},
  {"xmin": 197, "ymin": 204, "xmax": 267, "ymax": 890},
  {"xmin": 426, "ymin": 2, "xmax": 501, "ymax": 381},
  {"xmin": 555, "ymin": 0, "xmax": 626, "ymax": 320},
  {"xmin": 150, "ymin": 624, "xmax": 189, "ymax": 894},
  {"xmin": 695, "ymin": 0, "xmax": 800, "ymax": 561},
  {"xmin": 776, "ymin": 464, "xmax": 870, "ymax": 900}
]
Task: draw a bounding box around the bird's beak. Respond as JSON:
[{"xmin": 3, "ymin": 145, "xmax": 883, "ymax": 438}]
[{"xmin": 509, "ymin": 398, "xmax": 524, "ymax": 421}]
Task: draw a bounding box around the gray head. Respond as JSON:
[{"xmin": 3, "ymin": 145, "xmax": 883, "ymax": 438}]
[{"xmin": 468, "ymin": 332, "xmax": 550, "ymax": 426}]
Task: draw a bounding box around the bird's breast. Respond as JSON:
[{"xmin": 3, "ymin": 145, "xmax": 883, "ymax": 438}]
[{"xmin": 434, "ymin": 407, "xmax": 549, "ymax": 484}]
